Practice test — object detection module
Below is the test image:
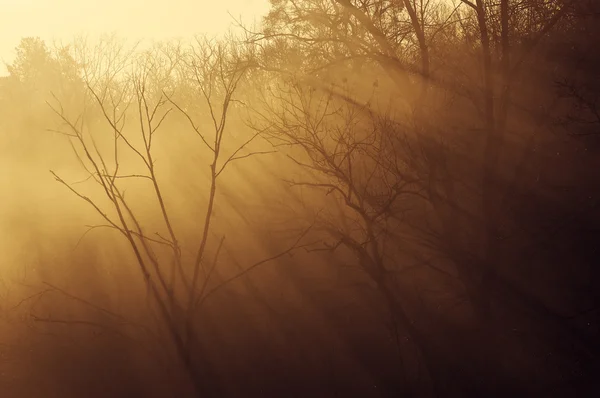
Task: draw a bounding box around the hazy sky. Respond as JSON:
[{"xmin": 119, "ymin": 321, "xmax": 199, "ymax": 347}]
[{"xmin": 0, "ymin": 0, "xmax": 271, "ymax": 74}]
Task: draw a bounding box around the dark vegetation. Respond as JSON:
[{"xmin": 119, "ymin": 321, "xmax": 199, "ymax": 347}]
[{"xmin": 0, "ymin": 1, "xmax": 599, "ymax": 397}]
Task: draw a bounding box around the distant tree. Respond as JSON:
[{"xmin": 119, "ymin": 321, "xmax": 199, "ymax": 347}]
[{"xmin": 0, "ymin": 37, "xmax": 84, "ymax": 162}]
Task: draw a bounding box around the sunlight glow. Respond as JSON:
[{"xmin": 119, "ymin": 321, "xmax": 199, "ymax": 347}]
[{"xmin": 0, "ymin": 0, "xmax": 270, "ymax": 74}]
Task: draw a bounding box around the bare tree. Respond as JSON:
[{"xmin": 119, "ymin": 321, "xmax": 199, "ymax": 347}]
[
  {"xmin": 44, "ymin": 36, "xmax": 309, "ymax": 396},
  {"xmin": 249, "ymin": 77, "xmax": 445, "ymax": 392}
]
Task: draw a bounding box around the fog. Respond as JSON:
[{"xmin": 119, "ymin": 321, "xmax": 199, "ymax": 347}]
[{"xmin": 0, "ymin": 1, "xmax": 599, "ymax": 397}]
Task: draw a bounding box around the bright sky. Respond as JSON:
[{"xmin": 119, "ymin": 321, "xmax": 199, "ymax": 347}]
[{"xmin": 0, "ymin": 0, "xmax": 271, "ymax": 75}]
